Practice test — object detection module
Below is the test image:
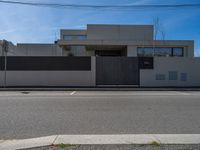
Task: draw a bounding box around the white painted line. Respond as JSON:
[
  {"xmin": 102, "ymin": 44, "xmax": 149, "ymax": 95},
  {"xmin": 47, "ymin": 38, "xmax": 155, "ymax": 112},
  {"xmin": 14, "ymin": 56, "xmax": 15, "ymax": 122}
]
[
  {"xmin": 70, "ymin": 94, "xmax": 197, "ymax": 96},
  {"xmin": 0, "ymin": 92, "xmax": 74, "ymax": 97},
  {"xmin": 70, "ymin": 91, "xmax": 76, "ymax": 95},
  {"xmin": 1, "ymin": 134, "xmax": 200, "ymax": 149},
  {"xmin": 174, "ymin": 91, "xmax": 191, "ymax": 95}
]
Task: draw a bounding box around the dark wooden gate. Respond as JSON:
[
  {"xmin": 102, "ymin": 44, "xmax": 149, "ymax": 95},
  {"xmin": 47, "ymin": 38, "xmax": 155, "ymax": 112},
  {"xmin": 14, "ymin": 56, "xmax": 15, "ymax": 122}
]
[{"xmin": 96, "ymin": 57, "xmax": 139, "ymax": 85}]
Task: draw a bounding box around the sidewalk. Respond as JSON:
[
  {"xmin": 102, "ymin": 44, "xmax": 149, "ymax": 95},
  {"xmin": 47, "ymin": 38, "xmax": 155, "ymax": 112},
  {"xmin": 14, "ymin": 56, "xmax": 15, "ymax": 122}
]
[
  {"xmin": 1, "ymin": 134, "xmax": 200, "ymax": 150},
  {"xmin": 1, "ymin": 87, "xmax": 200, "ymax": 91}
]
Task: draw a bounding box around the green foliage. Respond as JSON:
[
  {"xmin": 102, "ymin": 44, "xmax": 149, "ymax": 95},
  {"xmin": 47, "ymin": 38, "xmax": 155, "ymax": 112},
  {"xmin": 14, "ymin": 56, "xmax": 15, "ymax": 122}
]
[
  {"xmin": 55, "ymin": 143, "xmax": 77, "ymax": 149},
  {"xmin": 150, "ymin": 141, "xmax": 160, "ymax": 146}
]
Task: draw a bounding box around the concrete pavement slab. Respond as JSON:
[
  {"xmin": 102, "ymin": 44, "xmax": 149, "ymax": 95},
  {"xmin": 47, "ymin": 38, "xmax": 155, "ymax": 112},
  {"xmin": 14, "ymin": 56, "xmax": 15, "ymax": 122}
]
[
  {"xmin": 1, "ymin": 134, "xmax": 200, "ymax": 150},
  {"xmin": 54, "ymin": 134, "xmax": 156, "ymax": 145},
  {"xmin": 155, "ymin": 134, "xmax": 200, "ymax": 144},
  {"xmin": 0, "ymin": 135, "xmax": 57, "ymax": 150}
]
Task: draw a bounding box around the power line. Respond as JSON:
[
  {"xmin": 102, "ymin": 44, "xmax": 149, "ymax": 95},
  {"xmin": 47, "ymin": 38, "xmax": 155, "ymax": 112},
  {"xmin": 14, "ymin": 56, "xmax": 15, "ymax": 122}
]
[{"xmin": 0, "ymin": 0, "xmax": 200, "ymax": 9}]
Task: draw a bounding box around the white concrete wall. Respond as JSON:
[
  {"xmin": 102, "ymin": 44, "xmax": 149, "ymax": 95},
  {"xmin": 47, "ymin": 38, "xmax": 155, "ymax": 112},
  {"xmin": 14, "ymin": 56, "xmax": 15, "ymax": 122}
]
[
  {"xmin": 70, "ymin": 46, "xmax": 87, "ymax": 56},
  {"xmin": 60, "ymin": 30, "xmax": 87, "ymax": 40},
  {"xmin": 87, "ymin": 24, "xmax": 153, "ymax": 41},
  {"xmin": 0, "ymin": 71, "xmax": 93, "ymax": 86},
  {"xmin": 0, "ymin": 57, "xmax": 96, "ymax": 87},
  {"xmin": 62, "ymin": 46, "xmax": 92, "ymax": 56},
  {"xmin": 58, "ymin": 40, "xmax": 194, "ymax": 58},
  {"xmin": 127, "ymin": 46, "xmax": 137, "ymax": 56},
  {"xmin": 140, "ymin": 57, "xmax": 200, "ymax": 87},
  {"xmin": 2, "ymin": 55, "xmax": 200, "ymax": 87},
  {"xmin": 11, "ymin": 44, "xmax": 62, "ymax": 56}
]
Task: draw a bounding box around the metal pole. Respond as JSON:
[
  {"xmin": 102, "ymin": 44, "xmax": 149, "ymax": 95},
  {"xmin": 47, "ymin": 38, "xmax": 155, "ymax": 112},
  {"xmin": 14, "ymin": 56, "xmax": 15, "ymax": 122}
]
[{"xmin": 3, "ymin": 40, "xmax": 7, "ymax": 88}]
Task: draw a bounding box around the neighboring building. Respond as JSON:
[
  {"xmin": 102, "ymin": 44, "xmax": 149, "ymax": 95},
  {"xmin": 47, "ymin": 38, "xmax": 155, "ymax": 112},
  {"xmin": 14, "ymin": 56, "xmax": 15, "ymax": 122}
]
[
  {"xmin": 0, "ymin": 43, "xmax": 62, "ymax": 56},
  {"xmin": 13, "ymin": 44, "xmax": 62, "ymax": 56},
  {"xmin": 0, "ymin": 40, "xmax": 16, "ymax": 56},
  {"xmin": 0, "ymin": 24, "xmax": 199, "ymax": 87}
]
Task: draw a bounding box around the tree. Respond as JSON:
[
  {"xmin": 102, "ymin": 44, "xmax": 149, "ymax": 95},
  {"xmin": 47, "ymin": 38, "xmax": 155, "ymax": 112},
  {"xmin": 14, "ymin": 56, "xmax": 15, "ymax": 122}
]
[
  {"xmin": 153, "ymin": 17, "xmax": 166, "ymax": 41},
  {"xmin": 152, "ymin": 17, "xmax": 166, "ymax": 55}
]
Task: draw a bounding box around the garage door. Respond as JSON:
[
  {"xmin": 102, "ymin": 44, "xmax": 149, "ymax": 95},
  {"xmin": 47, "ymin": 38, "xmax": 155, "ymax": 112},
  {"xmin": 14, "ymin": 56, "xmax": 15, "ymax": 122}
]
[{"xmin": 96, "ymin": 57, "xmax": 139, "ymax": 85}]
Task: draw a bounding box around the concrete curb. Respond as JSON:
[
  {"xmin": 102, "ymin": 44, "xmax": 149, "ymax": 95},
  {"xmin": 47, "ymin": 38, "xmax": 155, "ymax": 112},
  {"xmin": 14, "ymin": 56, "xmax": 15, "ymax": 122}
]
[
  {"xmin": 1, "ymin": 134, "xmax": 200, "ymax": 150},
  {"xmin": 0, "ymin": 136, "xmax": 57, "ymax": 150},
  {"xmin": 1, "ymin": 88, "xmax": 200, "ymax": 91}
]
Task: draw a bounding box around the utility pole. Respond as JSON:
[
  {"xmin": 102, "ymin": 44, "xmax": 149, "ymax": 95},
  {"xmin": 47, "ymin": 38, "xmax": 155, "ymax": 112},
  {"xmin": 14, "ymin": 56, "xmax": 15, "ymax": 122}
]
[{"xmin": 2, "ymin": 40, "xmax": 8, "ymax": 88}]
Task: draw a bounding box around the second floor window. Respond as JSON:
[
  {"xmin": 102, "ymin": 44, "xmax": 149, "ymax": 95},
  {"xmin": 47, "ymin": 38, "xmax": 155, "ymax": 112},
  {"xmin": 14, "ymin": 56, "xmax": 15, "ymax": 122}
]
[
  {"xmin": 63, "ymin": 35, "xmax": 87, "ymax": 40},
  {"xmin": 173, "ymin": 48, "xmax": 184, "ymax": 57},
  {"xmin": 137, "ymin": 47, "xmax": 184, "ymax": 57}
]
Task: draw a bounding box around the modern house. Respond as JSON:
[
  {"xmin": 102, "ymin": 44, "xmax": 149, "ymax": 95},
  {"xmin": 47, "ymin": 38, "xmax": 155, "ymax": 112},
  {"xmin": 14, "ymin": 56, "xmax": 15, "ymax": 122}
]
[{"xmin": 0, "ymin": 24, "xmax": 200, "ymax": 87}]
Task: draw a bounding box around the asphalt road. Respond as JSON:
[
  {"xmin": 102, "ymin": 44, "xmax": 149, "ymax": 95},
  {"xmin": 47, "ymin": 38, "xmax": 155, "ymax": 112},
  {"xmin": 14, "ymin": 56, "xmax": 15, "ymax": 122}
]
[{"xmin": 0, "ymin": 91, "xmax": 200, "ymax": 139}]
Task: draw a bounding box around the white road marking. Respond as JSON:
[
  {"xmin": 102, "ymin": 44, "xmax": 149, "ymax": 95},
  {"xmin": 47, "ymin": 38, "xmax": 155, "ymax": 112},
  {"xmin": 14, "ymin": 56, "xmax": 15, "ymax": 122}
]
[
  {"xmin": 1, "ymin": 134, "xmax": 200, "ymax": 149},
  {"xmin": 73, "ymin": 91, "xmax": 199, "ymax": 96},
  {"xmin": 174, "ymin": 91, "xmax": 191, "ymax": 95},
  {"xmin": 70, "ymin": 91, "xmax": 76, "ymax": 95}
]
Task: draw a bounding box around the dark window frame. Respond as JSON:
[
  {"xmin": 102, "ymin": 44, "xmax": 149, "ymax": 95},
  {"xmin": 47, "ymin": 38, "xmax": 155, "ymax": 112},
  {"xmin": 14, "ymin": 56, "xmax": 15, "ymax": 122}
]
[
  {"xmin": 0, "ymin": 57, "xmax": 5, "ymax": 70},
  {"xmin": 139, "ymin": 57, "xmax": 154, "ymax": 69},
  {"xmin": 137, "ymin": 47, "xmax": 154, "ymax": 57},
  {"xmin": 137, "ymin": 47, "xmax": 184, "ymax": 57},
  {"xmin": 154, "ymin": 47, "xmax": 173, "ymax": 57},
  {"xmin": 172, "ymin": 47, "xmax": 184, "ymax": 57},
  {"xmin": 95, "ymin": 50, "xmax": 123, "ymax": 56},
  {"xmin": 63, "ymin": 35, "xmax": 87, "ymax": 40}
]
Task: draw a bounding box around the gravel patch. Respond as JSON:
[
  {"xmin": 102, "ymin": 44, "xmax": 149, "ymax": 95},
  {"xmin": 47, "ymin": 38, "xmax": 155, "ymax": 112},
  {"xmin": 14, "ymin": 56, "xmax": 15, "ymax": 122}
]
[{"xmin": 22, "ymin": 144, "xmax": 200, "ymax": 150}]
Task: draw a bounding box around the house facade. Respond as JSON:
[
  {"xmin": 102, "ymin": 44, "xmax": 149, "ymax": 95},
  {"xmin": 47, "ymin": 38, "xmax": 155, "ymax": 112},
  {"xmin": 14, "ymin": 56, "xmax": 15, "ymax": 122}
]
[{"xmin": 0, "ymin": 24, "xmax": 199, "ymax": 87}]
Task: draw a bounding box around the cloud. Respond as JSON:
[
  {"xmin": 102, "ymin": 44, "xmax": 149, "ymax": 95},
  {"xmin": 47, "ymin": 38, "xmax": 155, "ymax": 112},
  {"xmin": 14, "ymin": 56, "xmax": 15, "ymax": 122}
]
[
  {"xmin": 126, "ymin": 0, "xmax": 153, "ymax": 5},
  {"xmin": 194, "ymin": 47, "xmax": 200, "ymax": 57},
  {"xmin": 0, "ymin": 29, "xmax": 17, "ymax": 34}
]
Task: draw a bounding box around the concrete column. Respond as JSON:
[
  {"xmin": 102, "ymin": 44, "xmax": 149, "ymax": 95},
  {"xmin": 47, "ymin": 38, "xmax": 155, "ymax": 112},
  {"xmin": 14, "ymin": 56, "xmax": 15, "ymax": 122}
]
[
  {"xmin": 127, "ymin": 45, "xmax": 137, "ymax": 56},
  {"xmin": 0, "ymin": 72, "xmax": 4, "ymax": 87},
  {"xmin": 188, "ymin": 43, "xmax": 194, "ymax": 58},
  {"xmin": 87, "ymin": 50, "xmax": 95, "ymax": 56},
  {"xmin": 91, "ymin": 56, "xmax": 96, "ymax": 86},
  {"xmin": 0, "ymin": 46, "xmax": 3, "ymax": 56}
]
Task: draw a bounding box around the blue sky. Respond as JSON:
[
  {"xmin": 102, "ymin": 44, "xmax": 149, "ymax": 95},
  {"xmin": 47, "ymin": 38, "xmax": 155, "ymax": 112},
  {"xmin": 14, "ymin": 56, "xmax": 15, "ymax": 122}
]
[{"xmin": 0, "ymin": 0, "xmax": 200, "ymax": 56}]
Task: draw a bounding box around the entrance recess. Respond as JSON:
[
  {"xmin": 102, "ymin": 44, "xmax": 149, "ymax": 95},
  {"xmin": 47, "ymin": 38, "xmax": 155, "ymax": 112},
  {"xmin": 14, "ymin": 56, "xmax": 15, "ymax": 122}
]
[{"xmin": 96, "ymin": 57, "xmax": 139, "ymax": 85}]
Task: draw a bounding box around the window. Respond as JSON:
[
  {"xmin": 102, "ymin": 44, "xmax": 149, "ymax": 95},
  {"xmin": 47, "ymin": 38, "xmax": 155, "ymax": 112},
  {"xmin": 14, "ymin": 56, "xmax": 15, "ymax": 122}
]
[
  {"xmin": 137, "ymin": 48, "xmax": 154, "ymax": 57},
  {"xmin": 64, "ymin": 35, "xmax": 73, "ymax": 40},
  {"xmin": 137, "ymin": 47, "xmax": 184, "ymax": 57},
  {"xmin": 154, "ymin": 48, "xmax": 172, "ymax": 56},
  {"xmin": 95, "ymin": 50, "xmax": 122, "ymax": 56},
  {"xmin": 173, "ymin": 48, "xmax": 184, "ymax": 57},
  {"xmin": 156, "ymin": 74, "xmax": 165, "ymax": 80},
  {"xmin": 78, "ymin": 35, "xmax": 87, "ymax": 40},
  {"xmin": 63, "ymin": 35, "xmax": 87, "ymax": 40},
  {"xmin": 139, "ymin": 57, "xmax": 153, "ymax": 69},
  {"xmin": 180, "ymin": 73, "xmax": 187, "ymax": 81},
  {"xmin": 169, "ymin": 71, "xmax": 178, "ymax": 80}
]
